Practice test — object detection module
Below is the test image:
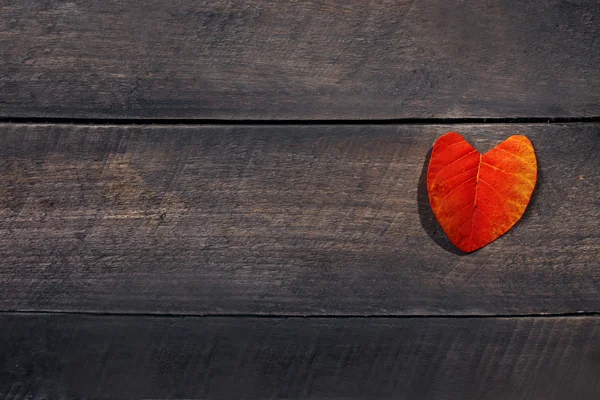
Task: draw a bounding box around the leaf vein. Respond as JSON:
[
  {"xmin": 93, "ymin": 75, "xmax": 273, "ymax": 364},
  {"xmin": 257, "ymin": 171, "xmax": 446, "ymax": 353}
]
[
  {"xmin": 435, "ymin": 165, "xmax": 480, "ymax": 186},
  {"xmin": 439, "ymin": 176, "xmax": 477, "ymax": 202},
  {"xmin": 431, "ymin": 149, "xmax": 478, "ymax": 181},
  {"xmin": 467, "ymin": 154, "xmax": 483, "ymax": 249},
  {"xmin": 494, "ymin": 147, "xmax": 531, "ymax": 164},
  {"xmin": 478, "ymin": 177, "xmax": 511, "ymax": 219},
  {"xmin": 481, "ymin": 161, "xmax": 535, "ymax": 185},
  {"xmin": 446, "ymin": 201, "xmax": 475, "ymax": 227}
]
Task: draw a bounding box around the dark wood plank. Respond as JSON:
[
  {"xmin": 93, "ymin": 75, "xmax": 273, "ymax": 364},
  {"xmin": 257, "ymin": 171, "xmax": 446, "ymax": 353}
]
[
  {"xmin": 0, "ymin": 123, "xmax": 598, "ymax": 315},
  {"xmin": 1, "ymin": 314, "xmax": 599, "ymax": 399},
  {"xmin": 1, "ymin": 0, "xmax": 599, "ymax": 119}
]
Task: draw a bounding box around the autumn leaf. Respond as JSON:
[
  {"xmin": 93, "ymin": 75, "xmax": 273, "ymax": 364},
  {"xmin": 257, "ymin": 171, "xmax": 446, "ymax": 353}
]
[{"xmin": 427, "ymin": 132, "xmax": 537, "ymax": 253}]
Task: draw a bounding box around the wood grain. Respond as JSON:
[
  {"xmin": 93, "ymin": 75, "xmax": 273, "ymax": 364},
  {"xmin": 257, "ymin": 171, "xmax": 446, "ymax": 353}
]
[
  {"xmin": 0, "ymin": 123, "xmax": 598, "ymax": 315},
  {"xmin": 1, "ymin": 0, "xmax": 599, "ymax": 119},
  {"xmin": 1, "ymin": 314, "xmax": 599, "ymax": 399}
]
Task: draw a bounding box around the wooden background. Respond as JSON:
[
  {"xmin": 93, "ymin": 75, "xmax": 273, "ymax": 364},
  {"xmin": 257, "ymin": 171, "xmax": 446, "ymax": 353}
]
[{"xmin": 1, "ymin": 1, "xmax": 599, "ymax": 399}]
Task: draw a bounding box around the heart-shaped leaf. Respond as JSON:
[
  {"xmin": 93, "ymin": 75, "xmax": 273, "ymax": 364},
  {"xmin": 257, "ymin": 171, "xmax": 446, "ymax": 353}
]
[{"xmin": 427, "ymin": 132, "xmax": 537, "ymax": 252}]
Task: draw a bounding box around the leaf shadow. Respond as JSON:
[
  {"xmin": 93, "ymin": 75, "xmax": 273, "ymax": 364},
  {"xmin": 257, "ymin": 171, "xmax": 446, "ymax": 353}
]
[{"xmin": 417, "ymin": 148, "xmax": 467, "ymax": 256}]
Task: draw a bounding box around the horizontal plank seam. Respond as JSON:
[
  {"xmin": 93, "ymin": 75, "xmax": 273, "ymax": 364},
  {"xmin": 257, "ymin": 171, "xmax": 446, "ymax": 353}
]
[
  {"xmin": 1, "ymin": 310, "xmax": 599, "ymax": 319},
  {"xmin": 0, "ymin": 116, "xmax": 600, "ymax": 126}
]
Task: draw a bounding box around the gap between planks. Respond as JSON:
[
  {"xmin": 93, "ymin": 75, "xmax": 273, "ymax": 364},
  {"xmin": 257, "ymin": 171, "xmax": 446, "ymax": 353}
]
[
  {"xmin": 1, "ymin": 310, "xmax": 599, "ymax": 320},
  {"xmin": 0, "ymin": 116, "xmax": 599, "ymax": 126}
]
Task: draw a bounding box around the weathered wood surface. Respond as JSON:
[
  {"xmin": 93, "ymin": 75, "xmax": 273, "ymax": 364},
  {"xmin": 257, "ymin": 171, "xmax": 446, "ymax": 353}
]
[
  {"xmin": 0, "ymin": 123, "xmax": 598, "ymax": 315},
  {"xmin": 1, "ymin": 314, "xmax": 599, "ymax": 399},
  {"xmin": 1, "ymin": 0, "xmax": 599, "ymax": 119}
]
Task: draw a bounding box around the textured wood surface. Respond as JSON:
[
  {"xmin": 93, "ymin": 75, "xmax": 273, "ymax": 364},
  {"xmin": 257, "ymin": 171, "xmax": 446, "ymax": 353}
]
[
  {"xmin": 0, "ymin": 123, "xmax": 598, "ymax": 315},
  {"xmin": 1, "ymin": 314, "xmax": 599, "ymax": 400},
  {"xmin": 1, "ymin": 0, "xmax": 599, "ymax": 119},
  {"xmin": 2, "ymin": 0, "xmax": 599, "ymax": 397}
]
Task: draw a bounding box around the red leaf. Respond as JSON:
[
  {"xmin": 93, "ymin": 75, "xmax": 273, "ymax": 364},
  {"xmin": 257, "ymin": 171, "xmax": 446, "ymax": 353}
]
[{"xmin": 427, "ymin": 132, "xmax": 537, "ymax": 253}]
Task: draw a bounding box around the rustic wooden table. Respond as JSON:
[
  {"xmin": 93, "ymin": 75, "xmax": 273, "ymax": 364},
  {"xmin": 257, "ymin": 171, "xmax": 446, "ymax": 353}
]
[{"xmin": 1, "ymin": 1, "xmax": 599, "ymax": 399}]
